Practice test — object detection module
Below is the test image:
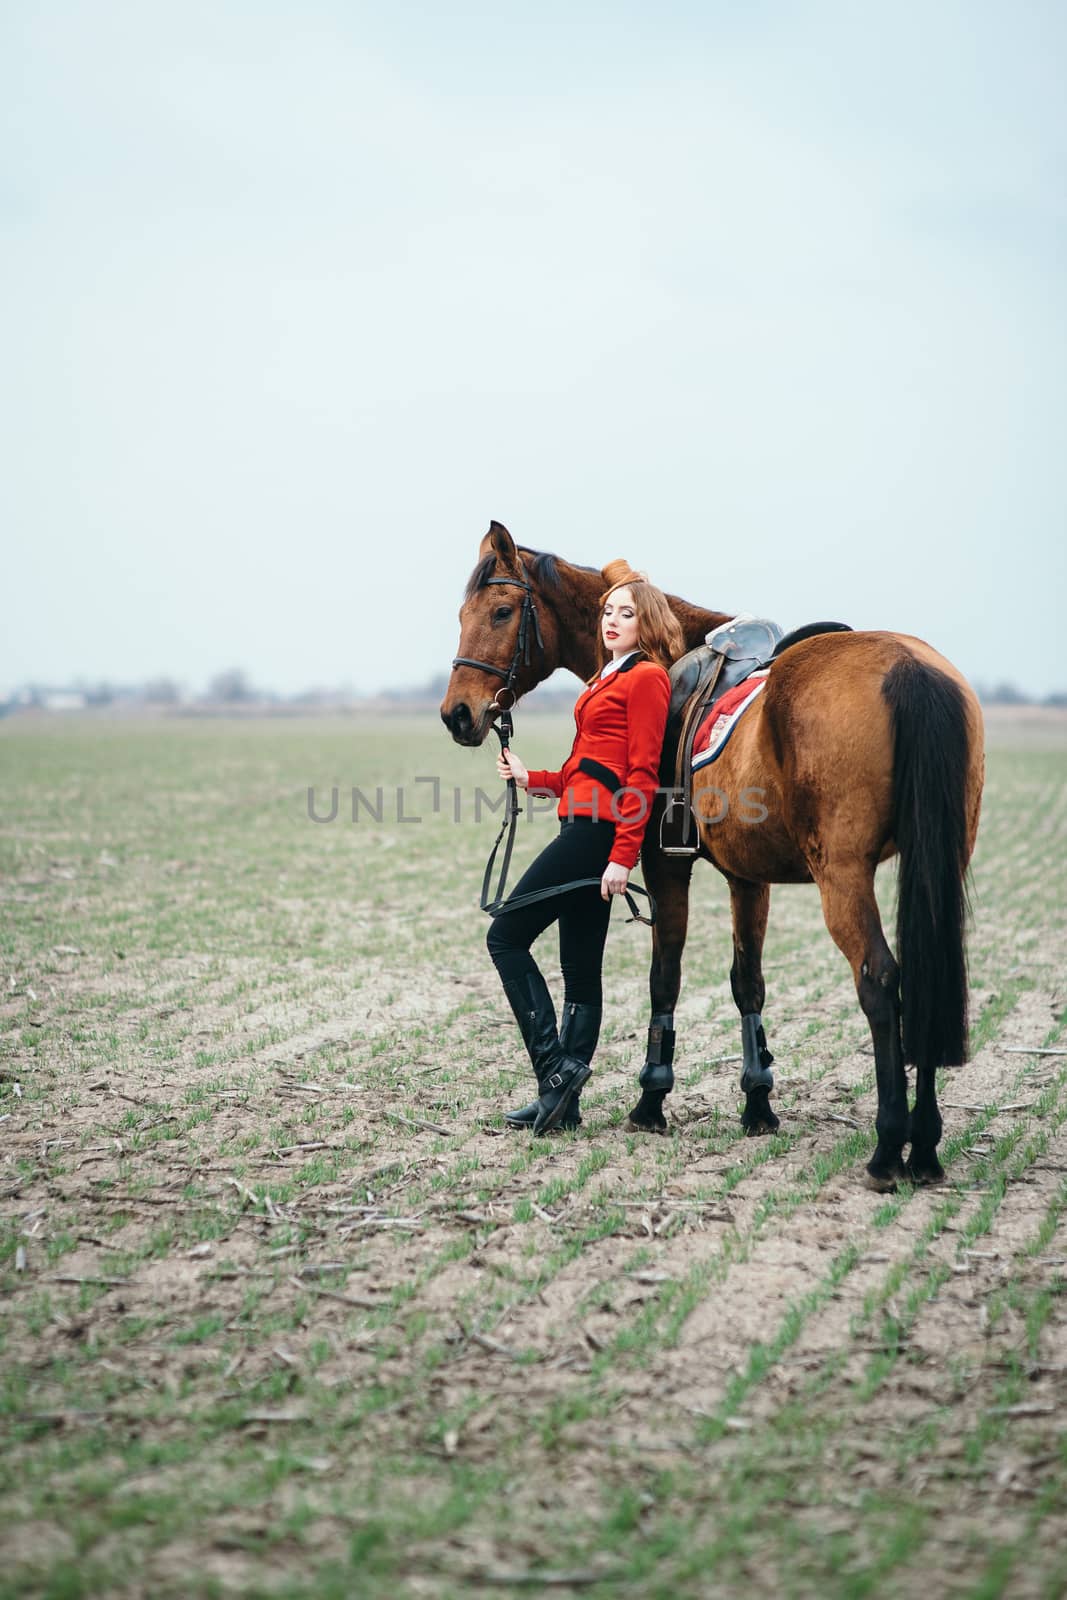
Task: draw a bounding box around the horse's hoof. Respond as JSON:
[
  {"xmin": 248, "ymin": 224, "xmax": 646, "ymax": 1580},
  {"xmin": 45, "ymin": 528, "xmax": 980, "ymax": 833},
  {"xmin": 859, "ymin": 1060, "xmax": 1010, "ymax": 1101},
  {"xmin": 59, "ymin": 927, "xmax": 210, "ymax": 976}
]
[
  {"xmin": 627, "ymin": 1090, "xmax": 670, "ymax": 1135},
  {"xmin": 905, "ymin": 1155, "xmax": 946, "ymax": 1186},
  {"xmin": 741, "ymin": 1086, "xmax": 778, "ymax": 1137},
  {"xmin": 863, "ymin": 1156, "xmax": 907, "ymax": 1193},
  {"xmin": 626, "ymin": 1112, "xmax": 669, "ymax": 1136},
  {"xmin": 741, "ymin": 1115, "xmax": 779, "ymax": 1137},
  {"xmin": 740, "ymin": 1092, "xmax": 780, "ymax": 1137}
]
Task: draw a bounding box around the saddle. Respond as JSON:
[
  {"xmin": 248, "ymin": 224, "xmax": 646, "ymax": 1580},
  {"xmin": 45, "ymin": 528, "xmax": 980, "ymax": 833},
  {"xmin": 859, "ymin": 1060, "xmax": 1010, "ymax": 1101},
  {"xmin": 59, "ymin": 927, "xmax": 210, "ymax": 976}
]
[{"xmin": 658, "ymin": 617, "xmax": 852, "ymax": 855}]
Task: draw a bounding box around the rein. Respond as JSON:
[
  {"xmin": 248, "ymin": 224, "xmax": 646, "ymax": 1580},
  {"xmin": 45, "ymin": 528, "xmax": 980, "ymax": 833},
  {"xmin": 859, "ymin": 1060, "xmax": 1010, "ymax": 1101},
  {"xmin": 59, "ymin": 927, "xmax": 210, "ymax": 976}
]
[{"xmin": 453, "ymin": 566, "xmax": 656, "ymax": 928}]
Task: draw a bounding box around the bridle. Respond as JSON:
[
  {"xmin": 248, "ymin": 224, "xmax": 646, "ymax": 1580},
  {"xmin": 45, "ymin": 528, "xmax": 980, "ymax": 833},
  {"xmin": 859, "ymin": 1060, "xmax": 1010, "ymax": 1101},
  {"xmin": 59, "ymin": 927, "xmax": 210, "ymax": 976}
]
[
  {"xmin": 451, "ymin": 562, "xmax": 655, "ymax": 928},
  {"xmin": 451, "ymin": 567, "xmax": 545, "ymax": 715}
]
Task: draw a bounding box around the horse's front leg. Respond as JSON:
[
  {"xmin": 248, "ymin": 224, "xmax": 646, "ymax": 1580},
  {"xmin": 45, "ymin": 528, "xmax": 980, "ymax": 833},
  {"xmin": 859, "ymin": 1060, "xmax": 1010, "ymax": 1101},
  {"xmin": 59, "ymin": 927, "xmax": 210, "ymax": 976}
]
[
  {"xmin": 627, "ymin": 845, "xmax": 694, "ymax": 1135},
  {"xmin": 727, "ymin": 876, "xmax": 779, "ymax": 1135}
]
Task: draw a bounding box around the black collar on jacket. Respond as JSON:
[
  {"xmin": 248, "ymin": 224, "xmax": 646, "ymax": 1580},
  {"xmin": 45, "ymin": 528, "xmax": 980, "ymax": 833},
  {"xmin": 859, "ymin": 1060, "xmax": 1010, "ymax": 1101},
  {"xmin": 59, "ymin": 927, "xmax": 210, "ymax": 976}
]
[{"xmin": 596, "ymin": 649, "xmax": 648, "ymax": 683}]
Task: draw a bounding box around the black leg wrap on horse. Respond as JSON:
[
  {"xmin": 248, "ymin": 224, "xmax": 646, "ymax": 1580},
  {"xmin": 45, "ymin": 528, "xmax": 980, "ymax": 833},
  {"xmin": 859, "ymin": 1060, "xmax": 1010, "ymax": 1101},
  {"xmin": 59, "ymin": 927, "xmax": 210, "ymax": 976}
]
[
  {"xmin": 740, "ymin": 1012, "xmax": 774, "ymax": 1093},
  {"xmin": 629, "ymin": 1013, "xmax": 675, "ymax": 1134},
  {"xmin": 638, "ymin": 1012, "xmax": 676, "ymax": 1095}
]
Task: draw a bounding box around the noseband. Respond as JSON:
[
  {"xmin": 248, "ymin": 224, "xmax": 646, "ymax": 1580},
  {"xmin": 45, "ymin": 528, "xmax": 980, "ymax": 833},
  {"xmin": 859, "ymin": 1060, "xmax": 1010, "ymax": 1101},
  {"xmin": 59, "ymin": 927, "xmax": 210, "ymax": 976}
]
[{"xmin": 451, "ymin": 570, "xmax": 545, "ymax": 713}]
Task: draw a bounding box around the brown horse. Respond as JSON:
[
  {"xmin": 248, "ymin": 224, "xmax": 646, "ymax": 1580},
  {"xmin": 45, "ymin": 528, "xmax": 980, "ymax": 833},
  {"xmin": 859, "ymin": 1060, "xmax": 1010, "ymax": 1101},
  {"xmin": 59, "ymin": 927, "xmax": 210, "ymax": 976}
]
[{"xmin": 441, "ymin": 522, "xmax": 984, "ymax": 1191}]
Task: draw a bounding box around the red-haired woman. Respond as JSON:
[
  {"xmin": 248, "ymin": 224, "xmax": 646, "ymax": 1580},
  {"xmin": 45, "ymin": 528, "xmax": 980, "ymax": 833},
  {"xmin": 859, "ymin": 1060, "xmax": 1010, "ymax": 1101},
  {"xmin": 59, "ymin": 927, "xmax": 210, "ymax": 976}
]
[{"xmin": 488, "ymin": 569, "xmax": 684, "ymax": 1134}]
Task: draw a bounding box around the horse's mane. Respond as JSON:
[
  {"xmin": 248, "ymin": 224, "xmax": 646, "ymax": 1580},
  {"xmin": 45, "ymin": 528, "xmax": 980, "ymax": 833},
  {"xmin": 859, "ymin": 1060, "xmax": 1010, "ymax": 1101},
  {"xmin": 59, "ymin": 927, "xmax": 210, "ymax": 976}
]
[{"xmin": 463, "ymin": 547, "xmax": 597, "ymax": 601}]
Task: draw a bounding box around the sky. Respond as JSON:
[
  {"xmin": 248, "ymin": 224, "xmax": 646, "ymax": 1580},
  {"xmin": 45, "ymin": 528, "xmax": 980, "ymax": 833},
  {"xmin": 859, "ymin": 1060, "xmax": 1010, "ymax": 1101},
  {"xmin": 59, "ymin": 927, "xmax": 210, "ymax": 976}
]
[{"xmin": 1, "ymin": 0, "xmax": 1064, "ymax": 698}]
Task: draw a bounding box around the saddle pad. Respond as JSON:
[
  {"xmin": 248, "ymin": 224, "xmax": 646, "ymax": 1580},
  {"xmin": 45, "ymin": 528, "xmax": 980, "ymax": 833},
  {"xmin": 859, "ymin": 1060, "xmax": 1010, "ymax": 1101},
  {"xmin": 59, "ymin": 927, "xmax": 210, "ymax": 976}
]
[{"xmin": 691, "ymin": 671, "xmax": 768, "ymax": 770}]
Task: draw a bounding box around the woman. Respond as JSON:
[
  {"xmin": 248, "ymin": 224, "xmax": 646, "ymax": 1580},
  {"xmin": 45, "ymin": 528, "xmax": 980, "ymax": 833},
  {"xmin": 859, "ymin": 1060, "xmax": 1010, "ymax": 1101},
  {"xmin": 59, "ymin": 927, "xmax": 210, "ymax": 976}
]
[{"xmin": 487, "ymin": 566, "xmax": 684, "ymax": 1134}]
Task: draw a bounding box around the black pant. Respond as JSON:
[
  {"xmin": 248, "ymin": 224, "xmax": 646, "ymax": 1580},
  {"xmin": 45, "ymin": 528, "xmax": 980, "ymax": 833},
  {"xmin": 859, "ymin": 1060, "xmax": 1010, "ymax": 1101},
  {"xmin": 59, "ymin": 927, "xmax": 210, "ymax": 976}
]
[{"xmin": 486, "ymin": 818, "xmax": 617, "ymax": 1005}]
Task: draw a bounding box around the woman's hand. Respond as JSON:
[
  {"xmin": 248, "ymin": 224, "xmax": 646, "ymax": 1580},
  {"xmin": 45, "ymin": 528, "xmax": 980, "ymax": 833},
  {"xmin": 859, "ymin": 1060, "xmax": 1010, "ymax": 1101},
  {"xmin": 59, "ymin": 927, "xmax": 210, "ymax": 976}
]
[
  {"xmin": 601, "ymin": 859, "xmax": 630, "ymax": 901},
  {"xmin": 497, "ymin": 748, "xmax": 529, "ymax": 789}
]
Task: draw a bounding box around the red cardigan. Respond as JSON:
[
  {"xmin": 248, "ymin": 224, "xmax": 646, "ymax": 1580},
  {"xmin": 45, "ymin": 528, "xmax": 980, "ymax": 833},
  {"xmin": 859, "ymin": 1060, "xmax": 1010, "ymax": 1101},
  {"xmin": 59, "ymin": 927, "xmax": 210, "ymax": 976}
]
[{"xmin": 525, "ymin": 651, "xmax": 671, "ymax": 871}]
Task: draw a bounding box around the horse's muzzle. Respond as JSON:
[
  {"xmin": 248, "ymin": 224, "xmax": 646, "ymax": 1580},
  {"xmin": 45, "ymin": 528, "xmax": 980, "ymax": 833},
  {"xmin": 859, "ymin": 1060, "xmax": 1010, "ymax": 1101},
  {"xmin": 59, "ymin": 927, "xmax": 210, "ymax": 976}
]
[{"xmin": 440, "ymin": 700, "xmax": 492, "ymax": 745}]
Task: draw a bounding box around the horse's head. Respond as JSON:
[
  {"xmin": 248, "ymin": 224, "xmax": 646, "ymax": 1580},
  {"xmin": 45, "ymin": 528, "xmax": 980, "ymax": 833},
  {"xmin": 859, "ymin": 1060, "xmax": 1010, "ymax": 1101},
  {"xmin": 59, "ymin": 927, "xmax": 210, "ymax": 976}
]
[
  {"xmin": 441, "ymin": 522, "xmax": 566, "ymax": 746},
  {"xmin": 441, "ymin": 524, "xmax": 705, "ymax": 744}
]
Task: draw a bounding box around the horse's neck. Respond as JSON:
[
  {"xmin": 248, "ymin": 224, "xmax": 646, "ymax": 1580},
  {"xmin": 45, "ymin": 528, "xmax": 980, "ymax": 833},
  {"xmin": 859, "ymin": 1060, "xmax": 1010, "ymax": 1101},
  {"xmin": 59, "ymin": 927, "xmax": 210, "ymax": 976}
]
[
  {"xmin": 674, "ymin": 600, "xmax": 733, "ymax": 648},
  {"xmin": 551, "ymin": 561, "xmax": 729, "ymax": 678},
  {"xmin": 550, "ymin": 566, "xmax": 602, "ymax": 679}
]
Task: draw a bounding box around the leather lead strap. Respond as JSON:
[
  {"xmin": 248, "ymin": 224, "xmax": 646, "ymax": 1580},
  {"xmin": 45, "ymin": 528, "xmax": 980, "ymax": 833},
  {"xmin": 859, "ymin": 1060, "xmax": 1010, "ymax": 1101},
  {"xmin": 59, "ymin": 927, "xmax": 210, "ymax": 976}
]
[{"xmin": 480, "ymin": 719, "xmax": 656, "ymax": 927}]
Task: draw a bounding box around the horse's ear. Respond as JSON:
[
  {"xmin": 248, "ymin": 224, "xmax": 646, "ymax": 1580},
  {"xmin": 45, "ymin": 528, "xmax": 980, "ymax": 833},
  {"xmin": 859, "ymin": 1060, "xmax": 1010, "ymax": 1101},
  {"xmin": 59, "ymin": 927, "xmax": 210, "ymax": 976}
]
[
  {"xmin": 600, "ymin": 559, "xmax": 632, "ymax": 588},
  {"xmin": 479, "ymin": 520, "xmax": 518, "ymax": 567}
]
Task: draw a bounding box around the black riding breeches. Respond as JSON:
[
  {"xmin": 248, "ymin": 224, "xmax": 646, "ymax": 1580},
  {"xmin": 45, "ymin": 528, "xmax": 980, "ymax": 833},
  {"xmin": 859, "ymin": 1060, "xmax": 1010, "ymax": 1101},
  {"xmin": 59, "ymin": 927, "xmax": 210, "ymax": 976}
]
[{"xmin": 486, "ymin": 818, "xmax": 617, "ymax": 1005}]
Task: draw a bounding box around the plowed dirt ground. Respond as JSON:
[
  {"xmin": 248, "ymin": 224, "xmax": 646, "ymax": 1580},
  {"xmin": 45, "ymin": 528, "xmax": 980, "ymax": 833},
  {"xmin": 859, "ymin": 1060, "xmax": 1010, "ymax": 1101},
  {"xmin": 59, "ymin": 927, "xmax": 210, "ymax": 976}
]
[{"xmin": 1, "ymin": 709, "xmax": 1064, "ymax": 1598}]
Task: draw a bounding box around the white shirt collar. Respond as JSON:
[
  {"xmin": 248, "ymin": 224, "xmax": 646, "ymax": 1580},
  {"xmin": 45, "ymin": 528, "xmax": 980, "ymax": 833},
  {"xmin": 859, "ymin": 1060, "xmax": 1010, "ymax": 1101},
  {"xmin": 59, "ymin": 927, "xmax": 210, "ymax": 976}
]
[{"xmin": 599, "ymin": 649, "xmax": 639, "ymax": 679}]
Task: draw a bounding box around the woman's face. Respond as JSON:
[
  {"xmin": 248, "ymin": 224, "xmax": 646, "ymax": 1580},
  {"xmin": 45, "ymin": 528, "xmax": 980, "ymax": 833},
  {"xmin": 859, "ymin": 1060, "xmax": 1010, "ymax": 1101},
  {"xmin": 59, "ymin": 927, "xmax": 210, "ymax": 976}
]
[{"xmin": 601, "ymin": 587, "xmax": 640, "ymax": 657}]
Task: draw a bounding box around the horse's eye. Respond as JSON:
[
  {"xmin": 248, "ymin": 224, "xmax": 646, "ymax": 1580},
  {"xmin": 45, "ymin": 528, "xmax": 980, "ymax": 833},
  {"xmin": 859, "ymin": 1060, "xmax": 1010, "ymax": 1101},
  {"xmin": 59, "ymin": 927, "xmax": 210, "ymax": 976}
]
[{"xmin": 494, "ymin": 606, "xmax": 513, "ymax": 622}]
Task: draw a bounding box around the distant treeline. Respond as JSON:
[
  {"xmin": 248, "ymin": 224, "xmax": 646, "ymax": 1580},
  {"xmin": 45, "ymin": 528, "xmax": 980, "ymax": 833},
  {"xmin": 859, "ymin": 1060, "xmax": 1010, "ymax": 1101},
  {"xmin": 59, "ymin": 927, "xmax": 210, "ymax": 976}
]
[
  {"xmin": 3, "ymin": 670, "xmax": 1064, "ymax": 716},
  {"xmin": 0, "ymin": 669, "xmax": 580, "ymax": 716},
  {"xmin": 975, "ymin": 683, "xmax": 1067, "ymax": 708}
]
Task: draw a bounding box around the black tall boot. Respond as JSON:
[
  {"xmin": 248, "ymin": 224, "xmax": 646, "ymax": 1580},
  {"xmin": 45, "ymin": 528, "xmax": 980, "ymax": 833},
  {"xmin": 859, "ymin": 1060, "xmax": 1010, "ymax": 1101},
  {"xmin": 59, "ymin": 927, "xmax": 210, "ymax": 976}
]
[
  {"xmin": 499, "ymin": 970, "xmax": 593, "ymax": 1136},
  {"xmin": 505, "ymin": 999, "xmax": 602, "ymax": 1131}
]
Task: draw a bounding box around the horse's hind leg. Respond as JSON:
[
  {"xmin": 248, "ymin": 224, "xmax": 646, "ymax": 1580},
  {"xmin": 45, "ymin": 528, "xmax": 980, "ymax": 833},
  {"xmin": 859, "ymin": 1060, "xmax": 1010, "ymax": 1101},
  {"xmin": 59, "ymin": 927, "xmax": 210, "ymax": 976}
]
[
  {"xmin": 628, "ymin": 849, "xmax": 694, "ymax": 1135},
  {"xmin": 907, "ymin": 1067, "xmax": 944, "ymax": 1184},
  {"xmin": 816, "ymin": 864, "xmax": 909, "ymax": 1192},
  {"xmin": 728, "ymin": 877, "xmax": 779, "ymax": 1136}
]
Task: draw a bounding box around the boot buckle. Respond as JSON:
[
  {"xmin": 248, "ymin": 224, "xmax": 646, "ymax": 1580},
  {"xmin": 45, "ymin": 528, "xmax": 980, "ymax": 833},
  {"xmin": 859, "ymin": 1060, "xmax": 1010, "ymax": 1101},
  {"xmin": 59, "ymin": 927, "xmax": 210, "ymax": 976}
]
[{"xmin": 544, "ymin": 1071, "xmax": 565, "ymax": 1090}]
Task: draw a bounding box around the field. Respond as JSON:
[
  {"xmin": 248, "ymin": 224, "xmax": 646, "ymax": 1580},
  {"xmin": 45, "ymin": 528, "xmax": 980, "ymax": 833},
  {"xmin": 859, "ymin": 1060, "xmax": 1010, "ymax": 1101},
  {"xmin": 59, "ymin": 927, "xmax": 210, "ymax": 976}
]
[{"xmin": 1, "ymin": 708, "xmax": 1065, "ymax": 1599}]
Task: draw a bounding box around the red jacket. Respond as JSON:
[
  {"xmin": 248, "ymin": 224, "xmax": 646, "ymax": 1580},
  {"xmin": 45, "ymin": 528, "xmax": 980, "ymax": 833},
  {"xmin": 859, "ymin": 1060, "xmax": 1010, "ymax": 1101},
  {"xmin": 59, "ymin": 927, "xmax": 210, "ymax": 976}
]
[{"xmin": 525, "ymin": 651, "xmax": 671, "ymax": 871}]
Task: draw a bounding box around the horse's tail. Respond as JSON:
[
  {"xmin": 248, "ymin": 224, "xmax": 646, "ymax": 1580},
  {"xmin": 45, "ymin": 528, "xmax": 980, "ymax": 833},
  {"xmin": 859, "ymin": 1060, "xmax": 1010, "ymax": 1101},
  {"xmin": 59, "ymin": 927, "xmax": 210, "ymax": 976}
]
[{"xmin": 883, "ymin": 654, "xmax": 972, "ymax": 1071}]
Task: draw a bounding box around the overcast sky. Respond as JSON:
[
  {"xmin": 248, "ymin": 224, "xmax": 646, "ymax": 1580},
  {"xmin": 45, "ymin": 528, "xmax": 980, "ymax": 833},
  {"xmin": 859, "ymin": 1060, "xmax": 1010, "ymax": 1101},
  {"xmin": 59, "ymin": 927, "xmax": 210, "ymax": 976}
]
[{"xmin": 2, "ymin": 1, "xmax": 1064, "ymax": 697}]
